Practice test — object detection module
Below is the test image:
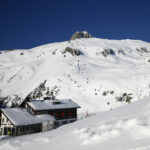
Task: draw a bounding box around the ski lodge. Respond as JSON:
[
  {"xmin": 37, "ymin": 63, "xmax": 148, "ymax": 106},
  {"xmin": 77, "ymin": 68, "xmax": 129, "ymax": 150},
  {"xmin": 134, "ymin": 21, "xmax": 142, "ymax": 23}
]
[{"xmin": 0, "ymin": 98, "xmax": 81, "ymax": 136}]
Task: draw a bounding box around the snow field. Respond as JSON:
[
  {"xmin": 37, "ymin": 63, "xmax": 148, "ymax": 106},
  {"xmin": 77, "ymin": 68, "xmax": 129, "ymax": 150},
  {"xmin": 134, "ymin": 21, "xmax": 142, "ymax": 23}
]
[{"xmin": 1, "ymin": 98, "xmax": 150, "ymax": 150}]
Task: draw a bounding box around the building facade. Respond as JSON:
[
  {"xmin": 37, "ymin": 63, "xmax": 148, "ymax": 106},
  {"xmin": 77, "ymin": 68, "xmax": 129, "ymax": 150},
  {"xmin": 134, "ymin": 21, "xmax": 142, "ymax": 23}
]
[
  {"xmin": 26, "ymin": 99, "xmax": 81, "ymax": 128},
  {"xmin": 0, "ymin": 98, "xmax": 81, "ymax": 136},
  {"xmin": 0, "ymin": 108, "xmax": 55, "ymax": 136}
]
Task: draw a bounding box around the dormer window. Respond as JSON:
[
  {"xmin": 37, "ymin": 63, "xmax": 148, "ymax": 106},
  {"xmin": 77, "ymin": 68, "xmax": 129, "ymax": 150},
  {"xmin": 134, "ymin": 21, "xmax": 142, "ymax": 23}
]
[{"xmin": 52, "ymin": 101, "xmax": 61, "ymax": 105}]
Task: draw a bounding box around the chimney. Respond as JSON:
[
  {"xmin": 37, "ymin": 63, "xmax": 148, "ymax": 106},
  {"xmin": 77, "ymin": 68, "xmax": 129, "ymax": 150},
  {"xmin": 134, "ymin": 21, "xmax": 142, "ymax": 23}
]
[{"xmin": 51, "ymin": 92, "xmax": 55, "ymax": 100}]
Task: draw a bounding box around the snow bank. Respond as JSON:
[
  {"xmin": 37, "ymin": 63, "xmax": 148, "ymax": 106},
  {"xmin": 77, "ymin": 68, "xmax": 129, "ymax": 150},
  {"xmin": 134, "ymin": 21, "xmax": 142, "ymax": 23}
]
[{"xmin": 0, "ymin": 98, "xmax": 150, "ymax": 150}]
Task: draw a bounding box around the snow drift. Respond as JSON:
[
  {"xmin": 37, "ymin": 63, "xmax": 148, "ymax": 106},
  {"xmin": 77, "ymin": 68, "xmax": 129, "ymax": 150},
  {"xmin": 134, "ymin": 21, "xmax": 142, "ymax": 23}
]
[{"xmin": 1, "ymin": 98, "xmax": 150, "ymax": 150}]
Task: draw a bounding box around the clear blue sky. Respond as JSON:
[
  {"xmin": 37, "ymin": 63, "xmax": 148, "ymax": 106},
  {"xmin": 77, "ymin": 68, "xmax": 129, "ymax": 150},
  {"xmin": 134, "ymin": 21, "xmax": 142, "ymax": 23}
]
[{"xmin": 0, "ymin": 0, "xmax": 150, "ymax": 50}]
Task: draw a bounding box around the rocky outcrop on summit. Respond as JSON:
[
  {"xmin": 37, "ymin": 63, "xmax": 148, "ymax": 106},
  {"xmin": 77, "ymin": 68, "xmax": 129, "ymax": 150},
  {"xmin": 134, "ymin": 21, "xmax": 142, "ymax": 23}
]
[{"xmin": 70, "ymin": 31, "xmax": 93, "ymax": 40}]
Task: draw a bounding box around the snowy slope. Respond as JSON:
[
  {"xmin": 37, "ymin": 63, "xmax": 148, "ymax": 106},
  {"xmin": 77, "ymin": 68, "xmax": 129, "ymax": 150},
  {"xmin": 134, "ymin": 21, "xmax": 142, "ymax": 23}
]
[
  {"xmin": 1, "ymin": 38, "xmax": 150, "ymax": 113},
  {"xmin": 1, "ymin": 98, "xmax": 150, "ymax": 150}
]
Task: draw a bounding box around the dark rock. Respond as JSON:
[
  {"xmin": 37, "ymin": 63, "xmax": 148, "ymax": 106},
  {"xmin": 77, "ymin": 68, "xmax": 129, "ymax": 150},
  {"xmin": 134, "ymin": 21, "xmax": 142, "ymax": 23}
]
[
  {"xmin": 20, "ymin": 81, "xmax": 60, "ymax": 107},
  {"xmin": 63, "ymin": 47, "xmax": 81, "ymax": 56},
  {"xmin": 0, "ymin": 95, "xmax": 22, "ymax": 107},
  {"xmin": 115, "ymin": 93, "xmax": 133, "ymax": 103},
  {"xmin": 136, "ymin": 47, "xmax": 150, "ymax": 53},
  {"xmin": 70, "ymin": 31, "xmax": 93, "ymax": 40},
  {"xmin": 102, "ymin": 49, "xmax": 115, "ymax": 57}
]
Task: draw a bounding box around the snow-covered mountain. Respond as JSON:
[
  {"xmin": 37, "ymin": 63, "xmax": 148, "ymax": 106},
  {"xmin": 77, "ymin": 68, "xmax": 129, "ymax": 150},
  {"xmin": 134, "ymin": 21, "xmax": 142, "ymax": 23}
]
[{"xmin": 1, "ymin": 32, "xmax": 150, "ymax": 114}]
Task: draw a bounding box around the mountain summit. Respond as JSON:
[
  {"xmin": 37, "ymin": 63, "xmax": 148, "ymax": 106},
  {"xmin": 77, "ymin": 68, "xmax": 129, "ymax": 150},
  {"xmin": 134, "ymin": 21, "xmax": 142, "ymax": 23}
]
[{"xmin": 70, "ymin": 31, "xmax": 93, "ymax": 40}]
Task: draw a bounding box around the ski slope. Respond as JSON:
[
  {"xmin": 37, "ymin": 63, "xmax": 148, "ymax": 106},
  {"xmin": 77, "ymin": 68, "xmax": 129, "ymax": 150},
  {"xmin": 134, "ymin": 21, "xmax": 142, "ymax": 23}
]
[{"xmin": 0, "ymin": 38, "xmax": 150, "ymax": 113}]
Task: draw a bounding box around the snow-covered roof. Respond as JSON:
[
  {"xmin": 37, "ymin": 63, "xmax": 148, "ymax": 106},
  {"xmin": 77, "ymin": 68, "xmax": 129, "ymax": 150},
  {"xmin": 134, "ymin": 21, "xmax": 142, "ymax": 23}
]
[
  {"xmin": 1, "ymin": 108, "xmax": 55, "ymax": 126},
  {"xmin": 27, "ymin": 99, "xmax": 81, "ymax": 111}
]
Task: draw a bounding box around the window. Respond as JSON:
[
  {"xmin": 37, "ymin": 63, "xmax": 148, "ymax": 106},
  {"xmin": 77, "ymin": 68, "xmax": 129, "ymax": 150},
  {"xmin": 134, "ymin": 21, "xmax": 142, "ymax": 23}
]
[
  {"xmin": 6, "ymin": 118, "xmax": 9, "ymax": 122},
  {"xmin": 68, "ymin": 112, "xmax": 73, "ymax": 116},
  {"xmin": 61, "ymin": 121, "xmax": 67, "ymax": 125},
  {"xmin": 18, "ymin": 127, "xmax": 23, "ymax": 132},
  {"xmin": 61, "ymin": 112, "xmax": 65, "ymax": 117},
  {"xmin": 55, "ymin": 113, "xmax": 58, "ymax": 117},
  {"xmin": 31, "ymin": 126, "xmax": 33, "ymax": 130},
  {"xmin": 70, "ymin": 120, "xmax": 75, "ymax": 123},
  {"xmin": 36, "ymin": 112, "xmax": 42, "ymax": 115},
  {"xmin": 55, "ymin": 122, "xmax": 60, "ymax": 127},
  {"xmin": 42, "ymin": 111, "xmax": 48, "ymax": 114},
  {"xmin": 26, "ymin": 126, "xmax": 29, "ymax": 131},
  {"xmin": 29, "ymin": 126, "xmax": 32, "ymax": 131},
  {"xmin": 2, "ymin": 118, "xmax": 4, "ymax": 123},
  {"xmin": 50, "ymin": 113, "xmax": 55, "ymax": 116}
]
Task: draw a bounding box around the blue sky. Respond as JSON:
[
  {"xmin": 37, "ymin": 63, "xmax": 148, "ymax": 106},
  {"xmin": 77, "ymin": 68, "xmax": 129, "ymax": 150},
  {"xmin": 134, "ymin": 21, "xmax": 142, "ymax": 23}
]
[{"xmin": 0, "ymin": 0, "xmax": 150, "ymax": 50}]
